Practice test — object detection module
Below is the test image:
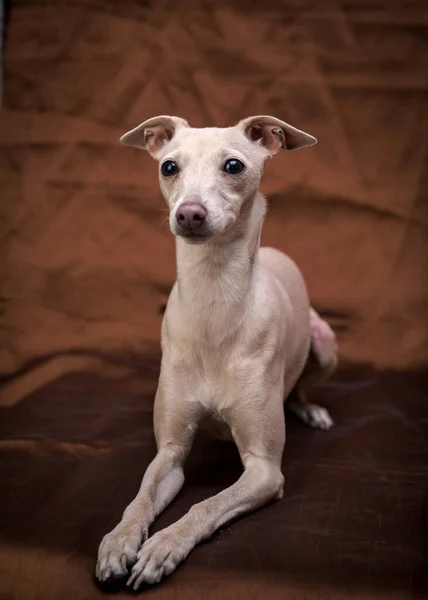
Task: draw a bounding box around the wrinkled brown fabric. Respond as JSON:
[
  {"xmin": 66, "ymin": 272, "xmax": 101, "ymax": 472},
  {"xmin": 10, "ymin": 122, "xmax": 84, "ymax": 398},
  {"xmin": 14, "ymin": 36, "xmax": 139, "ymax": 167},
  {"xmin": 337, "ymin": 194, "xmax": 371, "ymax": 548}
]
[
  {"xmin": 0, "ymin": 1, "xmax": 427, "ymax": 599},
  {"xmin": 1, "ymin": 367, "xmax": 427, "ymax": 599}
]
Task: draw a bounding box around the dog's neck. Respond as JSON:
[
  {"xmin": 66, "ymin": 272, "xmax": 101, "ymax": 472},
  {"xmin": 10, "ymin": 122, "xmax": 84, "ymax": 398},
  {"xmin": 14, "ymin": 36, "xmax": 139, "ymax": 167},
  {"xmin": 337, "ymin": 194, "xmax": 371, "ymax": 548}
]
[{"xmin": 174, "ymin": 193, "xmax": 266, "ymax": 338}]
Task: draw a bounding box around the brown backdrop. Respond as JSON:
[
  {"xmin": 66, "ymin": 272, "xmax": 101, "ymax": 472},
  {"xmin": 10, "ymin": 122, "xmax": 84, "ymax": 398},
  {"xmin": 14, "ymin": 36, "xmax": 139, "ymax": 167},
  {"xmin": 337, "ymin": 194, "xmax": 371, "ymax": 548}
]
[{"xmin": 1, "ymin": 1, "xmax": 427, "ymax": 599}]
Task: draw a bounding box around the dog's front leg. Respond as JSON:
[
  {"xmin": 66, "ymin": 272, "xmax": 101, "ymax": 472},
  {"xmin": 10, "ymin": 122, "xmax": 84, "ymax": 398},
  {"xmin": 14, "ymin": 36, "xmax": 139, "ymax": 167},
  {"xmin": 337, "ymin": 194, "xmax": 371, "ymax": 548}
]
[
  {"xmin": 127, "ymin": 393, "xmax": 285, "ymax": 588},
  {"xmin": 96, "ymin": 384, "xmax": 199, "ymax": 582}
]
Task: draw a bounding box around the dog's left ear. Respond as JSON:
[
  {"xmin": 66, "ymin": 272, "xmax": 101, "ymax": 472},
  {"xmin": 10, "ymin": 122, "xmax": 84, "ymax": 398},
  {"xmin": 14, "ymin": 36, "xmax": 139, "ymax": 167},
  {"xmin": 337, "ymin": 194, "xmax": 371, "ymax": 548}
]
[
  {"xmin": 239, "ymin": 115, "xmax": 317, "ymax": 154},
  {"xmin": 120, "ymin": 115, "xmax": 189, "ymax": 157}
]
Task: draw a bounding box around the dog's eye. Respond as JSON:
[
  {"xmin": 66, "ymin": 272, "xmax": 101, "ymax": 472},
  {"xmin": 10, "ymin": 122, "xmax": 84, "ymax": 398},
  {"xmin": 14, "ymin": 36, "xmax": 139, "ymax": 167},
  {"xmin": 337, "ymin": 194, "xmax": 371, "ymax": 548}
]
[
  {"xmin": 223, "ymin": 159, "xmax": 245, "ymax": 175},
  {"xmin": 161, "ymin": 160, "xmax": 179, "ymax": 177}
]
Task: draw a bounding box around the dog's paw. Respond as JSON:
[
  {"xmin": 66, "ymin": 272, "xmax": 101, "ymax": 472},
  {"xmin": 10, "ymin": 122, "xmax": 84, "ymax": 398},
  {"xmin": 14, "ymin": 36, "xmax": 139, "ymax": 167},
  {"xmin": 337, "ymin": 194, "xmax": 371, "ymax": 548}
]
[
  {"xmin": 288, "ymin": 399, "xmax": 334, "ymax": 430},
  {"xmin": 127, "ymin": 527, "xmax": 192, "ymax": 589},
  {"xmin": 299, "ymin": 403, "xmax": 334, "ymax": 430},
  {"xmin": 96, "ymin": 521, "xmax": 148, "ymax": 583}
]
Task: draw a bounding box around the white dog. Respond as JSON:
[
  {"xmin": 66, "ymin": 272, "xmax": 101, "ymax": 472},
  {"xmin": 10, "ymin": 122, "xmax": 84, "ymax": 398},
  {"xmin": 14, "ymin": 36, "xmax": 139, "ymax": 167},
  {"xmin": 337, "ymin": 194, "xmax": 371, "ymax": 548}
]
[{"xmin": 96, "ymin": 115, "xmax": 338, "ymax": 589}]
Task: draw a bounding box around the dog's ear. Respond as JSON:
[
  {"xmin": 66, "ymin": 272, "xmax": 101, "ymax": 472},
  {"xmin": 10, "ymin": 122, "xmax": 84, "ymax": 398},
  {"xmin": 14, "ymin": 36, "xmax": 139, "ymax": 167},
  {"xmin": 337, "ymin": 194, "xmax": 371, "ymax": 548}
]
[
  {"xmin": 239, "ymin": 115, "xmax": 317, "ymax": 154},
  {"xmin": 120, "ymin": 116, "xmax": 189, "ymax": 157}
]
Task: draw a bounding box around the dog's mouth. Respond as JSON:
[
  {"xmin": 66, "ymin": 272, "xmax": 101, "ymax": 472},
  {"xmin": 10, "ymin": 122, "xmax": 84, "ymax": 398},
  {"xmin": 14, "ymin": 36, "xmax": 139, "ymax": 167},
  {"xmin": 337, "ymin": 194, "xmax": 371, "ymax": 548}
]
[
  {"xmin": 175, "ymin": 230, "xmax": 213, "ymax": 243},
  {"xmin": 172, "ymin": 220, "xmax": 214, "ymax": 242}
]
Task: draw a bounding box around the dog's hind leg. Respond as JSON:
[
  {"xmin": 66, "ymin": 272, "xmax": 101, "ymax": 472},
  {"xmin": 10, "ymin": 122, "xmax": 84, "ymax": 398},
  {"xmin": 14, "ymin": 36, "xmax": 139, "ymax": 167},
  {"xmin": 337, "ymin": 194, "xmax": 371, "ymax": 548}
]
[{"xmin": 287, "ymin": 308, "xmax": 338, "ymax": 430}]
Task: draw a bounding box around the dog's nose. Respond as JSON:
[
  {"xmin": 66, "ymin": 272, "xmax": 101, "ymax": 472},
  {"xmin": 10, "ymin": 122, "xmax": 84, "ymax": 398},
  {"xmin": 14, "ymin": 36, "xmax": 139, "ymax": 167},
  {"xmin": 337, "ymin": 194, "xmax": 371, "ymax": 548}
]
[{"xmin": 176, "ymin": 203, "xmax": 207, "ymax": 230}]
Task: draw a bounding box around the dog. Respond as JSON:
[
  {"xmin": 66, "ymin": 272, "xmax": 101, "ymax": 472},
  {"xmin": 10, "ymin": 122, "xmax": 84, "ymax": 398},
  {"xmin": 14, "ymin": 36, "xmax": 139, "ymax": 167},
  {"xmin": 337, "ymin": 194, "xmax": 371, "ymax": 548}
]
[{"xmin": 96, "ymin": 115, "xmax": 338, "ymax": 589}]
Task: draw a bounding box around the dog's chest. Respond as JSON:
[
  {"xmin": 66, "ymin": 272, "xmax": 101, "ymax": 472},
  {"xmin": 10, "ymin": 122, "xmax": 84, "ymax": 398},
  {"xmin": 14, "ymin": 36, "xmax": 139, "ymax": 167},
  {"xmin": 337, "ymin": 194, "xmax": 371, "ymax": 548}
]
[
  {"xmin": 181, "ymin": 344, "xmax": 238, "ymax": 409},
  {"xmin": 165, "ymin": 327, "xmax": 279, "ymax": 417}
]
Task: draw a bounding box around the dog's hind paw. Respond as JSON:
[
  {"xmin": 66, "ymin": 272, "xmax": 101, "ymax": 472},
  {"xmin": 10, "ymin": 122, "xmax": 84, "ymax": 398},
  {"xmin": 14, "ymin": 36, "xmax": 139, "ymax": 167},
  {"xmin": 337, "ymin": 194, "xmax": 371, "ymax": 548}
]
[{"xmin": 288, "ymin": 398, "xmax": 334, "ymax": 430}]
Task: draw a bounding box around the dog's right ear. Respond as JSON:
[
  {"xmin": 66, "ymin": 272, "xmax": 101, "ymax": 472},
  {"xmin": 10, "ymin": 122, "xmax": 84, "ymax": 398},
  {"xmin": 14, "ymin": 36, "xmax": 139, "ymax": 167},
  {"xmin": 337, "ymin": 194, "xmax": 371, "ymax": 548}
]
[{"xmin": 120, "ymin": 116, "xmax": 189, "ymax": 157}]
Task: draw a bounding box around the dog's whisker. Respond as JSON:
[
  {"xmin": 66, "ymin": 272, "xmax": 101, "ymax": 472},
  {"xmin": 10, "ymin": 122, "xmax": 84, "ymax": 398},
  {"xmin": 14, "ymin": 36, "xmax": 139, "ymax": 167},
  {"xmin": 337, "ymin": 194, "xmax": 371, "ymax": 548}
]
[{"xmin": 157, "ymin": 210, "xmax": 171, "ymax": 232}]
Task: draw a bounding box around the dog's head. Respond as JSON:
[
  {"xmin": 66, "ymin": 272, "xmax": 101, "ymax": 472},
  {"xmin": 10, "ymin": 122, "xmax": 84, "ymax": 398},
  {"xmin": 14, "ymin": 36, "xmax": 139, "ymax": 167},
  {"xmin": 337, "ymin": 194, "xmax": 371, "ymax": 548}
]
[{"xmin": 120, "ymin": 116, "xmax": 316, "ymax": 242}]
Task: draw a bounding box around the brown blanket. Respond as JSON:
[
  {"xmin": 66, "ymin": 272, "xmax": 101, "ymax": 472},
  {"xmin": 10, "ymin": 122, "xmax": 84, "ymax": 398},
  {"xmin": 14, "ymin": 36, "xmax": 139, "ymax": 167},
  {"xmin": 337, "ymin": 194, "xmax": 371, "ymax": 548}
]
[{"xmin": 1, "ymin": 1, "xmax": 427, "ymax": 598}]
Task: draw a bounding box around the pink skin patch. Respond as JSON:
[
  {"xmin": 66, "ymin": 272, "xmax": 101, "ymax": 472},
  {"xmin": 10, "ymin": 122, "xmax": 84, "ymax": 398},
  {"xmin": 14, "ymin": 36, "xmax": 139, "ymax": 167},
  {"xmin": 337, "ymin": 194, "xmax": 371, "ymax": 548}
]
[{"xmin": 310, "ymin": 309, "xmax": 338, "ymax": 369}]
